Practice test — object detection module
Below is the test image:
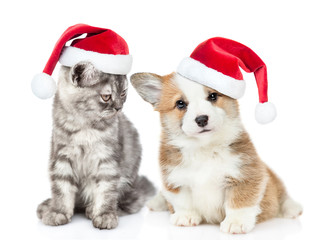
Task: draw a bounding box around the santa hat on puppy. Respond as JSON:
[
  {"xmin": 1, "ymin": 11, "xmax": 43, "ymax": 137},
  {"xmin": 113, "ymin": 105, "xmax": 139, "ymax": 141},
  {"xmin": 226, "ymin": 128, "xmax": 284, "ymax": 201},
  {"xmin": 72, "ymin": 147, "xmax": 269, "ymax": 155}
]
[
  {"xmin": 31, "ymin": 23, "xmax": 132, "ymax": 99},
  {"xmin": 177, "ymin": 37, "xmax": 276, "ymax": 124}
]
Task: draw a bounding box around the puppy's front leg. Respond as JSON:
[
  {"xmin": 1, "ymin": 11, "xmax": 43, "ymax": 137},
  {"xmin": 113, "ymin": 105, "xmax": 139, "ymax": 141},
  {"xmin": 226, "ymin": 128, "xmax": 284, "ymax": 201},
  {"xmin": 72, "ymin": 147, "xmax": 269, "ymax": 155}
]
[
  {"xmin": 91, "ymin": 159, "xmax": 120, "ymax": 230},
  {"xmin": 163, "ymin": 186, "xmax": 202, "ymax": 227},
  {"xmin": 220, "ymin": 176, "xmax": 266, "ymax": 234}
]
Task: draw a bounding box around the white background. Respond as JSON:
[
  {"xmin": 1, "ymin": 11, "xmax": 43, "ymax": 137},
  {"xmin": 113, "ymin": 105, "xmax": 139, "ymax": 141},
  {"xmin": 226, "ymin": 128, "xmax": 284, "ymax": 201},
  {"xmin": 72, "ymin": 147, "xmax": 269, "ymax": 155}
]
[{"xmin": 0, "ymin": 0, "xmax": 324, "ymax": 239}]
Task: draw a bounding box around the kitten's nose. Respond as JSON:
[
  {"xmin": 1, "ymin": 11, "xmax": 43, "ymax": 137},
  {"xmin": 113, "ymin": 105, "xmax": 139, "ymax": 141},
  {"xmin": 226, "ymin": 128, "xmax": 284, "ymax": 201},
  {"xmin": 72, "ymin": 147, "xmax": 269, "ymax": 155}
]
[
  {"xmin": 195, "ymin": 115, "xmax": 209, "ymax": 127},
  {"xmin": 114, "ymin": 107, "xmax": 122, "ymax": 111}
]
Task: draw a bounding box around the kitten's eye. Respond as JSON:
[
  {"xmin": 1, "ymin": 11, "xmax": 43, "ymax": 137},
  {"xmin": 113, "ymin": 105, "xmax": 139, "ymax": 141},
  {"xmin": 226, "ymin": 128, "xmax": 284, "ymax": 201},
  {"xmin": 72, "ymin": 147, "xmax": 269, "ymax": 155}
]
[
  {"xmin": 121, "ymin": 89, "xmax": 127, "ymax": 97},
  {"xmin": 101, "ymin": 94, "xmax": 111, "ymax": 102},
  {"xmin": 176, "ymin": 100, "xmax": 187, "ymax": 110},
  {"xmin": 208, "ymin": 92, "xmax": 218, "ymax": 102}
]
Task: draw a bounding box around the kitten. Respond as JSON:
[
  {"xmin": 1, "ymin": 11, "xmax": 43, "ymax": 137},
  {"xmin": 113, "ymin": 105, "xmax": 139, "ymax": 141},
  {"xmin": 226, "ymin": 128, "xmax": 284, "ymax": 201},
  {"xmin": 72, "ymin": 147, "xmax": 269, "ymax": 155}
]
[{"xmin": 37, "ymin": 61, "xmax": 155, "ymax": 229}]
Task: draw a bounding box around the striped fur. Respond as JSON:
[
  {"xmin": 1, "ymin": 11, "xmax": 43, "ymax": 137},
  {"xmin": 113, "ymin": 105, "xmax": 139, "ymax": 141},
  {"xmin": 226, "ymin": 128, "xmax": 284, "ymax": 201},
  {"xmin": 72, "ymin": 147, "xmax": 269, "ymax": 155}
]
[{"xmin": 37, "ymin": 62, "xmax": 155, "ymax": 229}]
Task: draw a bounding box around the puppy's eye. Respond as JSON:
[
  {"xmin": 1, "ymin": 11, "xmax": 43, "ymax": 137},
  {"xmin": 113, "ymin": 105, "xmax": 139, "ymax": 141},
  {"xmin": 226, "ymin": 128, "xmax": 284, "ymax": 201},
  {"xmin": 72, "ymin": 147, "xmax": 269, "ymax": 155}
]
[
  {"xmin": 101, "ymin": 94, "xmax": 111, "ymax": 102},
  {"xmin": 121, "ymin": 89, "xmax": 127, "ymax": 97},
  {"xmin": 176, "ymin": 100, "xmax": 187, "ymax": 110},
  {"xmin": 208, "ymin": 92, "xmax": 218, "ymax": 102}
]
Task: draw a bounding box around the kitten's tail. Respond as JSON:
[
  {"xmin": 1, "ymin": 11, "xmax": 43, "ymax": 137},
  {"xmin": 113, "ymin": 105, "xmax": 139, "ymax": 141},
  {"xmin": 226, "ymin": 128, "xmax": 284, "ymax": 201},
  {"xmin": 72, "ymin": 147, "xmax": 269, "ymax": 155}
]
[{"xmin": 118, "ymin": 176, "xmax": 156, "ymax": 215}]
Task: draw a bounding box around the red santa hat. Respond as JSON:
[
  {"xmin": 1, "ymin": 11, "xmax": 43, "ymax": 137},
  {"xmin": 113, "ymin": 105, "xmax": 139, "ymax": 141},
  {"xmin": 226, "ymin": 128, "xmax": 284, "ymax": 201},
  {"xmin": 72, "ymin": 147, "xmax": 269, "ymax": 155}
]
[
  {"xmin": 177, "ymin": 37, "xmax": 276, "ymax": 124},
  {"xmin": 31, "ymin": 23, "xmax": 132, "ymax": 99}
]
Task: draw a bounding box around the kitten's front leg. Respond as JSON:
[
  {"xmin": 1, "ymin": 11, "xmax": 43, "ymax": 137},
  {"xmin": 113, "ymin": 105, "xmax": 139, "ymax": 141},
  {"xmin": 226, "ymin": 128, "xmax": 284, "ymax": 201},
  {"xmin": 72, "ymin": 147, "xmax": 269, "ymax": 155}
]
[
  {"xmin": 91, "ymin": 159, "xmax": 120, "ymax": 230},
  {"xmin": 38, "ymin": 155, "xmax": 78, "ymax": 226}
]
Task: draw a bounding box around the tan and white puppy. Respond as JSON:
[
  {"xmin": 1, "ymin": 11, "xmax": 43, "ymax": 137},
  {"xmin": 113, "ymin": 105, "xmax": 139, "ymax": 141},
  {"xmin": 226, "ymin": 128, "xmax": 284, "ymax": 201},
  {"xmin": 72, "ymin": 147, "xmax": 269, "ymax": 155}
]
[{"xmin": 131, "ymin": 72, "xmax": 302, "ymax": 234}]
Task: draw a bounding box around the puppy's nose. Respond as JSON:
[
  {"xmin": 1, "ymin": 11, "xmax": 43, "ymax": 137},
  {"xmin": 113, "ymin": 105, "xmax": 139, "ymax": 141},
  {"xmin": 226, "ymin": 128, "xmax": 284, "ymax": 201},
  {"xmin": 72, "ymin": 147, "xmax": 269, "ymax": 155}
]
[{"xmin": 195, "ymin": 115, "xmax": 209, "ymax": 127}]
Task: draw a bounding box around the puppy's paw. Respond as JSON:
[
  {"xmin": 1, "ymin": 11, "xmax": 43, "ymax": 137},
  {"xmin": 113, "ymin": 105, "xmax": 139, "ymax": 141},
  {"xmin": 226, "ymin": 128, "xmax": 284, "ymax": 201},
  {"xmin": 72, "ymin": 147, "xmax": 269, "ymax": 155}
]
[
  {"xmin": 146, "ymin": 192, "xmax": 168, "ymax": 211},
  {"xmin": 170, "ymin": 211, "xmax": 202, "ymax": 227},
  {"xmin": 220, "ymin": 206, "xmax": 258, "ymax": 234},
  {"xmin": 41, "ymin": 210, "xmax": 71, "ymax": 226},
  {"xmin": 92, "ymin": 213, "xmax": 118, "ymax": 230},
  {"xmin": 220, "ymin": 218, "xmax": 255, "ymax": 234},
  {"xmin": 280, "ymin": 198, "xmax": 303, "ymax": 219}
]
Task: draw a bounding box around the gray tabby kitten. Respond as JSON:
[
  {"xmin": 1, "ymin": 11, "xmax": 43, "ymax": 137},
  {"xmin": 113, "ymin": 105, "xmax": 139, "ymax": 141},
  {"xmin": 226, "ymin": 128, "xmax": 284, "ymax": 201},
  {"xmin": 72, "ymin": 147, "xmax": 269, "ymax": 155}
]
[{"xmin": 37, "ymin": 61, "xmax": 155, "ymax": 229}]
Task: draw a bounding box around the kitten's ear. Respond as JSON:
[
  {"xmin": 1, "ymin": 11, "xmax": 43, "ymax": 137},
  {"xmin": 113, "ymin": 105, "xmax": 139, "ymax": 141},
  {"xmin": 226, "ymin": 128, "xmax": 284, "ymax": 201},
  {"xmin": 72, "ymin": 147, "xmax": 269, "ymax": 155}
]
[
  {"xmin": 71, "ymin": 61, "xmax": 100, "ymax": 87},
  {"xmin": 131, "ymin": 72, "xmax": 163, "ymax": 107}
]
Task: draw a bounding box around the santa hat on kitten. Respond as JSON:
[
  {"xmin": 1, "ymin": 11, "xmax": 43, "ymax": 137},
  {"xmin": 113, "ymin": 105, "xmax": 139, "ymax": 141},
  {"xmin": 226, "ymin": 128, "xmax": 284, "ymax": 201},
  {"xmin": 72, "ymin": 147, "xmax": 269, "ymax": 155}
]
[
  {"xmin": 31, "ymin": 23, "xmax": 132, "ymax": 99},
  {"xmin": 177, "ymin": 37, "xmax": 277, "ymax": 124}
]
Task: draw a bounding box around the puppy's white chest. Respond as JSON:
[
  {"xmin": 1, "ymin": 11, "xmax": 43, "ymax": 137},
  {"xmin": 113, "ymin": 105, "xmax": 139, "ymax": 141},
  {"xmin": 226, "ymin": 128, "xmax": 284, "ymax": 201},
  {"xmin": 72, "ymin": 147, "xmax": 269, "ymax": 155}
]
[
  {"xmin": 168, "ymin": 147, "xmax": 241, "ymax": 187},
  {"xmin": 167, "ymin": 147, "xmax": 242, "ymax": 223}
]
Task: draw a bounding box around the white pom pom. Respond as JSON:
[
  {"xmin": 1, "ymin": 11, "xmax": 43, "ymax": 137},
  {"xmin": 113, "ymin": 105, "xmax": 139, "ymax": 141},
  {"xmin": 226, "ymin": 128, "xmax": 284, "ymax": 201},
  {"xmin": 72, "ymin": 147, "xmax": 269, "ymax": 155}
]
[
  {"xmin": 255, "ymin": 102, "xmax": 277, "ymax": 124},
  {"xmin": 31, "ymin": 73, "xmax": 56, "ymax": 99}
]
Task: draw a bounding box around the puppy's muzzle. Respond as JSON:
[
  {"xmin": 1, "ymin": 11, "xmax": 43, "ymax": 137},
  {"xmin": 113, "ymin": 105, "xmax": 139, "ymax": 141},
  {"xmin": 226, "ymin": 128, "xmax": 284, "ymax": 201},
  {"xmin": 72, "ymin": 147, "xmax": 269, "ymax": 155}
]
[{"xmin": 195, "ymin": 115, "xmax": 209, "ymax": 128}]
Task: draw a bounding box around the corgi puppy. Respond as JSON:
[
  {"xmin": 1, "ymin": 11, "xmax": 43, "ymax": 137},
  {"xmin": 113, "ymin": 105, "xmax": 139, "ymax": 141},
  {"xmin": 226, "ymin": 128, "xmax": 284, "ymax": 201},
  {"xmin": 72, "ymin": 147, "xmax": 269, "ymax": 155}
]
[{"xmin": 131, "ymin": 72, "xmax": 302, "ymax": 234}]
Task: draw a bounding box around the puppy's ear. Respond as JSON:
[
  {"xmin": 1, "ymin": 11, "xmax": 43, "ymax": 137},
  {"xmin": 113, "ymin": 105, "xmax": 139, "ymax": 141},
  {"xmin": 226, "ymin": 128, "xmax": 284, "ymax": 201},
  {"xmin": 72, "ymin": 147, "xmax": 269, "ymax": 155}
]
[
  {"xmin": 131, "ymin": 73, "xmax": 163, "ymax": 107},
  {"xmin": 71, "ymin": 61, "xmax": 100, "ymax": 87}
]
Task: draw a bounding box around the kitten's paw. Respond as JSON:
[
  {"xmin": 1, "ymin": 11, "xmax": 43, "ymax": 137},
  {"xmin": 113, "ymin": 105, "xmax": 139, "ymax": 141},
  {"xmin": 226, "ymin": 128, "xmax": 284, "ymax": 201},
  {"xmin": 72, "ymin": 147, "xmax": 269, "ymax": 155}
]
[
  {"xmin": 146, "ymin": 192, "xmax": 168, "ymax": 211},
  {"xmin": 170, "ymin": 211, "xmax": 202, "ymax": 227},
  {"xmin": 41, "ymin": 210, "xmax": 71, "ymax": 226},
  {"xmin": 37, "ymin": 199, "xmax": 51, "ymax": 219},
  {"xmin": 92, "ymin": 213, "xmax": 118, "ymax": 230},
  {"xmin": 85, "ymin": 205, "xmax": 94, "ymax": 220}
]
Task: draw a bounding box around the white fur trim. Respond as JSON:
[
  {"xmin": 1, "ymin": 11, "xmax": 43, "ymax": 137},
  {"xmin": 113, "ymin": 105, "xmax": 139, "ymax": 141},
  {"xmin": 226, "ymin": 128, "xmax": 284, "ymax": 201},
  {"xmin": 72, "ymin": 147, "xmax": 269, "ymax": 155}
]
[
  {"xmin": 177, "ymin": 57, "xmax": 245, "ymax": 99},
  {"xmin": 255, "ymin": 102, "xmax": 277, "ymax": 124},
  {"xmin": 31, "ymin": 72, "xmax": 56, "ymax": 99},
  {"xmin": 59, "ymin": 46, "xmax": 132, "ymax": 74}
]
